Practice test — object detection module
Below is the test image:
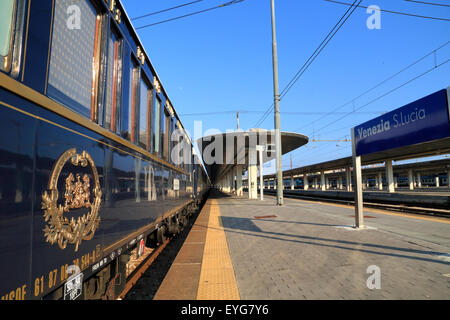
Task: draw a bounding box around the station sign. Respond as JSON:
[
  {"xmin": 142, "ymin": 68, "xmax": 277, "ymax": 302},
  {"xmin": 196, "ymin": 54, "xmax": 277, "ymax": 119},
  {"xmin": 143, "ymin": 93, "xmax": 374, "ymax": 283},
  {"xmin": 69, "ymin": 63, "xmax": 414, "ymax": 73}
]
[{"xmin": 353, "ymin": 88, "xmax": 450, "ymax": 156}]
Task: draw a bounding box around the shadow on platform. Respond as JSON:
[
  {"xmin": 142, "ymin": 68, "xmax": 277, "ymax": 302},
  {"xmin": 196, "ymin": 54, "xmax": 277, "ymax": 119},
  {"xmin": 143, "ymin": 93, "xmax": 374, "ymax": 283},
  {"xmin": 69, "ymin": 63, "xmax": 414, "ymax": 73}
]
[{"xmin": 219, "ymin": 216, "xmax": 449, "ymax": 266}]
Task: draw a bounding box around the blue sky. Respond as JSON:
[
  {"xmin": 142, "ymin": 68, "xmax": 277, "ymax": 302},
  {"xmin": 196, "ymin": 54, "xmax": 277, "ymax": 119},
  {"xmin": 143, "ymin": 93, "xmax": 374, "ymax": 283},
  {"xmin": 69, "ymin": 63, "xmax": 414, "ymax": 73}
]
[{"xmin": 122, "ymin": 0, "xmax": 450, "ymax": 173}]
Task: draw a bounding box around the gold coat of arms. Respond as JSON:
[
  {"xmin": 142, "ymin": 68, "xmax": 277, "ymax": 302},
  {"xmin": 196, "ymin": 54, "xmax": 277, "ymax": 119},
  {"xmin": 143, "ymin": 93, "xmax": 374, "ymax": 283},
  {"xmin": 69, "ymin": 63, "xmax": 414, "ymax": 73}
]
[{"xmin": 41, "ymin": 149, "xmax": 102, "ymax": 252}]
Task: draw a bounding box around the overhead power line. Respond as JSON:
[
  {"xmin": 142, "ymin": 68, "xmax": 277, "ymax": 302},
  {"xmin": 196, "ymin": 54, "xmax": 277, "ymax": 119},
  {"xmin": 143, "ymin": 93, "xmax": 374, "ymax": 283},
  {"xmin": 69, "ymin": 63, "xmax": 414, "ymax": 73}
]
[
  {"xmin": 313, "ymin": 58, "xmax": 450, "ymax": 135},
  {"xmin": 404, "ymin": 0, "xmax": 450, "ymax": 8},
  {"xmin": 179, "ymin": 110, "xmax": 386, "ymax": 116},
  {"xmin": 290, "ymin": 47, "xmax": 449, "ymax": 159},
  {"xmin": 253, "ymin": 0, "xmax": 361, "ymax": 128},
  {"xmin": 292, "ymin": 41, "xmax": 450, "ymax": 133},
  {"xmin": 279, "ymin": 0, "xmax": 361, "ymax": 100},
  {"xmin": 324, "ymin": 0, "xmax": 450, "ymax": 22},
  {"xmin": 131, "ymin": 0, "xmax": 204, "ymax": 21},
  {"xmin": 135, "ymin": 0, "xmax": 245, "ymax": 30}
]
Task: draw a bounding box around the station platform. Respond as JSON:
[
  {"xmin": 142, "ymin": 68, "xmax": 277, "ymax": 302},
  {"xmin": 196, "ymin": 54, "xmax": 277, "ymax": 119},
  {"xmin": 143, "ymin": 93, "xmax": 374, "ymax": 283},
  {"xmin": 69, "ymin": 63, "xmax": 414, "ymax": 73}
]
[
  {"xmin": 263, "ymin": 188, "xmax": 450, "ymax": 211},
  {"xmin": 154, "ymin": 190, "xmax": 450, "ymax": 300}
]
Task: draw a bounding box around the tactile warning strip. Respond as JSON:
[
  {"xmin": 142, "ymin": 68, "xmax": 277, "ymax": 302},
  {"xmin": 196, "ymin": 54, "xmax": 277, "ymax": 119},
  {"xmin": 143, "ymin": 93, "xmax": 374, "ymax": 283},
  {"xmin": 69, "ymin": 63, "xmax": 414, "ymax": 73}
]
[{"xmin": 197, "ymin": 199, "xmax": 240, "ymax": 300}]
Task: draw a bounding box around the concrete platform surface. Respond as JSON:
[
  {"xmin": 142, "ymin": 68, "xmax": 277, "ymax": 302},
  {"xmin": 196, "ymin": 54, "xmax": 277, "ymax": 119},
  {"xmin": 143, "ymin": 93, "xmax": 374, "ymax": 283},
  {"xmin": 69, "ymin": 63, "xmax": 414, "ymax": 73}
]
[{"xmin": 218, "ymin": 193, "xmax": 450, "ymax": 300}]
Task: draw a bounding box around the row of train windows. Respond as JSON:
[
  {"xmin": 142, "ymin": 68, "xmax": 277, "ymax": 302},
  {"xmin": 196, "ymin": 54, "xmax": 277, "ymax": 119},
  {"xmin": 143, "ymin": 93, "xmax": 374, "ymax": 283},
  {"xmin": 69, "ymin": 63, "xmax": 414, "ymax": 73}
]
[{"xmin": 0, "ymin": 0, "xmax": 188, "ymax": 168}]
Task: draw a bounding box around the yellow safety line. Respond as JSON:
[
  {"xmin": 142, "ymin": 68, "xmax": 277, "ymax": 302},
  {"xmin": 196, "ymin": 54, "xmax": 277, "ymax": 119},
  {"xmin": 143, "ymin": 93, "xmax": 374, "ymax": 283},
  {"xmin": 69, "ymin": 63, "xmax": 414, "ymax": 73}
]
[
  {"xmin": 361, "ymin": 207, "xmax": 450, "ymax": 224},
  {"xmin": 197, "ymin": 199, "xmax": 240, "ymax": 300}
]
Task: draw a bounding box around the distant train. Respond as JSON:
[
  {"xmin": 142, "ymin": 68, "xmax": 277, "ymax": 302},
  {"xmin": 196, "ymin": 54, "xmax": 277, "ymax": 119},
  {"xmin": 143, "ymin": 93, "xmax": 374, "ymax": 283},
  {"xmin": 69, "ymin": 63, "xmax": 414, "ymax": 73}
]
[
  {"xmin": 366, "ymin": 174, "xmax": 448, "ymax": 188},
  {"xmin": 0, "ymin": 0, "xmax": 209, "ymax": 300}
]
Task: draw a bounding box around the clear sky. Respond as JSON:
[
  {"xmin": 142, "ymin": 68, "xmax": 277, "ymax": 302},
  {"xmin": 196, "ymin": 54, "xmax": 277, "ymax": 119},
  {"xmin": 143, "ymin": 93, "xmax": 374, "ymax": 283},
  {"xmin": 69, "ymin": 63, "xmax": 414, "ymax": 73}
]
[{"xmin": 122, "ymin": 0, "xmax": 450, "ymax": 173}]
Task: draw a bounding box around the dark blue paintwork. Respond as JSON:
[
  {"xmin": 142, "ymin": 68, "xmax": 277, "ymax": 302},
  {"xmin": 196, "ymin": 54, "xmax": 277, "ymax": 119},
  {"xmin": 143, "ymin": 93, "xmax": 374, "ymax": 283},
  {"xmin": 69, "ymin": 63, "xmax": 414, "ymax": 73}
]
[
  {"xmin": 0, "ymin": 0, "xmax": 209, "ymax": 300},
  {"xmin": 21, "ymin": 0, "xmax": 53, "ymax": 93}
]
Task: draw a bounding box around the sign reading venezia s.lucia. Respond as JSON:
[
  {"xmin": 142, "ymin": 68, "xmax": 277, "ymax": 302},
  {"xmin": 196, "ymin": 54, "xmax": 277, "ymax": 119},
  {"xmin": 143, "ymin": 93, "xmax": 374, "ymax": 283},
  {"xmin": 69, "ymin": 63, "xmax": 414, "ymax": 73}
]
[{"xmin": 354, "ymin": 88, "xmax": 450, "ymax": 156}]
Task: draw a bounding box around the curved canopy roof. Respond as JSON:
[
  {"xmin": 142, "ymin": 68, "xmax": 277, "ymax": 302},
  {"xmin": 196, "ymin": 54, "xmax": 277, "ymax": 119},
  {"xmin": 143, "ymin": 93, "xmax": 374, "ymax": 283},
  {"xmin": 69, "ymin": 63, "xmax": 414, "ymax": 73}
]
[{"xmin": 196, "ymin": 129, "xmax": 308, "ymax": 183}]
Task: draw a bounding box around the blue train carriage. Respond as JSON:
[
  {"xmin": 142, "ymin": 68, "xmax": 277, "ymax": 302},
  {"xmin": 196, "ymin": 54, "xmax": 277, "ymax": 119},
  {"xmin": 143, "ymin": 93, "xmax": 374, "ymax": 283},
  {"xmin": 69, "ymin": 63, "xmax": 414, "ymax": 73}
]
[{"xmin": 0, "ymin": 0, "xmax": 209, "ymax": 300}]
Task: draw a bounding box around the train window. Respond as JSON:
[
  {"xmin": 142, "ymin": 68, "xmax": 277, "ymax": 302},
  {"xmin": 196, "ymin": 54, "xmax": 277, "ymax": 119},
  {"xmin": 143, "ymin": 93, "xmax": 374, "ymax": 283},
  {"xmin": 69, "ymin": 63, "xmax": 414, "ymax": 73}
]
[
  {"xmin": 162, "ymin": 108, "xmax": 170, "ymax": 161},
  {"xmin": 47, "ymin": 0, "xmax": 103, "ymax": 118},
  {"xmin": 159, "ymin": 101, "xmax": 165, "ymax": 158},
  {"xmin": 0, "ymin": 0, "xmax": 26, "ymax": 76},
  {"xmin": 153, "ymin": 97, "xmax": 161, "ymax": 154},
  {"xmin": 169, "ymin": 116, "xmax": 175, "ymax": 162},
  {"xmin": 0, "ymin": 0, "xmax": 15, "ymax": 55},
  {"xmin": 172, "ymin": 122, "xmax": 181, "ymax": 166},
  {"xmin": 127, "ymin": 59, "xmax": 139, "ymax": 142},
  {"xmin": 104, "ymin": 27, "xmax": 123, "ymax": 134},
  {"xmin": 184, "ymin": 140, "xmax": 188, "ymax": 171},
  {"xmin": 0, "ymin": 0, "xmax": 16, "ymax": 73},
  {"xmin": 179, "ymin": 134, "xmax": 186, "ymax": 169},
  {"xmin": 160, "ymin": 108, "xmax": 165, "ymax": 157},
  {"xmin": 138, "ymin": 77, "xmax": 152, "ymax": 150}
]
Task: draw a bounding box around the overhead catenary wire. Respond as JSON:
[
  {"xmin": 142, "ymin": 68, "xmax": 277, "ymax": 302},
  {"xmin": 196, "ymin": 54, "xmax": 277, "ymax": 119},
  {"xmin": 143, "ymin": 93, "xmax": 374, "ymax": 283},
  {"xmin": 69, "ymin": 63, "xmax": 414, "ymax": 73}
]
[
  {"xmin": 292, "ymin": 41, "xmax": 450, "ymax": 134},
  {"xmin": 288, "ymin": 138, "xmax": 349, "ymax": 166},
  {"xmin": 313, "ymin": 58, "xmax": 450, "ymax": 135},
  {"xmin": 135, "ymin": 0, "xmax": 245, "ymax": 30},
  {"xmin": 279, "ymin": 0, "xmax": 361, "ymax": 100},
  {"xmin": 404, "ymin": 0, "xmax": 450, "ymax": 8},
  {"xmin": 289, "ymin": 50, "xmax": 449, "ymax": 164},
  {"xmin": 253, "ymin": 0, "xmax": 361, "ymax": 128},
  {"xmin": 131, "ymin": 0, "xmax": 204, "ymax": 21},
  {"xmin": 178, "ymin": 110, "xmax": 386, "ymax": 116},
  {"xmin": 325, "ymin": 0, "xmax": 450, "ymax": 22},
  {"xmin": 279, "ymin": 0, "xmax": 361, "ymax": 98},
  {"xmin": 256, "ymin": 1, "xmax": 448, "ymax": 130},
  {"xmin": 254, "ymin": 0, "xmax": 361, "ymax": 127},
  {"xmin": 292, "ymin": 53, "xmax": 448, "ymax": 162}
]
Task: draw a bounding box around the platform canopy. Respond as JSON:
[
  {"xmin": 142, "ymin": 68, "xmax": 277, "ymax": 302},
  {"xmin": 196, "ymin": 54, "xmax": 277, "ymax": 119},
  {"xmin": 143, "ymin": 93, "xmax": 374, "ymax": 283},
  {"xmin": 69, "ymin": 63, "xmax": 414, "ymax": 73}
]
[{"xmin": 196, "ymin": 128, "xmax": 308, "ymax": 184}]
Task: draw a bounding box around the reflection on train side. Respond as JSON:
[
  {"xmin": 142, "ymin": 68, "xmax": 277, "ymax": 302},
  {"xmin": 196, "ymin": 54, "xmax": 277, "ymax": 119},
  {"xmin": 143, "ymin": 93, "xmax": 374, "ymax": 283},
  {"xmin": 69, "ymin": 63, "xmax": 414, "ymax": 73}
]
[{"xmin": 144, "ymin": 166, "xmax": 157, "ymax": 201}]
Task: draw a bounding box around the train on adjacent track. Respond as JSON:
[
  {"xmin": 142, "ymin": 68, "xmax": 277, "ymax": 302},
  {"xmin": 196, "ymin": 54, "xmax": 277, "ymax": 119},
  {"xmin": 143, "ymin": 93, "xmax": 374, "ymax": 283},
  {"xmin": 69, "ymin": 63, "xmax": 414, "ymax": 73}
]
[
  {"xmin": 0, "ymin": 0, "xmax": 209, "ymax": 300},
  {"xmin": 280, "ymin": 174, "xmax": 449, "ymax": 189}
]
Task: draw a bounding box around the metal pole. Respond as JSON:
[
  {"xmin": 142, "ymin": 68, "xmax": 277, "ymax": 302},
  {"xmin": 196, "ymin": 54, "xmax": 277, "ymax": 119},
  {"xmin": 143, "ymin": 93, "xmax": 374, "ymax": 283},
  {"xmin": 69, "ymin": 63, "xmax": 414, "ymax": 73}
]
[
  {"xmin": 258, "ymin": 146, "xmax": 264, "ymax": 200},
  {"xmin": 270, "ymin": 0, "xmax": 283, "ymax": 206},
  {"xmin": 351, "ymin": 128, "xmax": 364, "ymax": 228}
]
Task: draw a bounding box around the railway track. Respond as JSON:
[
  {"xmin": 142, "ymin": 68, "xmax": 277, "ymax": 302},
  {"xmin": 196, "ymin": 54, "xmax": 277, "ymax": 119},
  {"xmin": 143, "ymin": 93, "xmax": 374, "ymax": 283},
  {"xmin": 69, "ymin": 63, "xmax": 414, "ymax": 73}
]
[
  {"xmin": 115, "ymin": 188, "xmax": 447, "ymax": 299},
  {"xmin": 263, "ymin": 189, "xmax": 450, "ymax": 218},
  {"xmin": 115, "ymin": 199, "xmax": 207, "ymax": 300},
  {"xmin": 117, "ymin": 237, "xmax": 172, "ymax": 300}
]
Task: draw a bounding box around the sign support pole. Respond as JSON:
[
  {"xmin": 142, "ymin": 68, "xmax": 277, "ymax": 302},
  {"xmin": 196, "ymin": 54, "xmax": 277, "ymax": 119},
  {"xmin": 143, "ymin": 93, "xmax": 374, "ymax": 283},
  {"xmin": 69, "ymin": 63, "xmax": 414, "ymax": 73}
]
[{"xmin": 351, "ymin": 128, "xmax": 364, "ymax": 228}]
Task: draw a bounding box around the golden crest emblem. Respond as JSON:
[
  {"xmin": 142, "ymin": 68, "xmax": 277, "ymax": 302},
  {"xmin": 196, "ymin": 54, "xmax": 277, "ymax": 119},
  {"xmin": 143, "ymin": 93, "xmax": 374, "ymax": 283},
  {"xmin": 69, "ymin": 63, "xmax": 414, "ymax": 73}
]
[{"xmin": 42, "ymin": 149, "xmax": 102, "ymax": 252}]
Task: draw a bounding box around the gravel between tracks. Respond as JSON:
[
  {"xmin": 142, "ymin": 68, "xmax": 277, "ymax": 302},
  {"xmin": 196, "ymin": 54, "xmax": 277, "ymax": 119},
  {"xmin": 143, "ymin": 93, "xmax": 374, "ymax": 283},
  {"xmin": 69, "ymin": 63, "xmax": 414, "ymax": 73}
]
[{"xmin": 124, "ymin": 208, "xmax": 202, "ymax": 300}]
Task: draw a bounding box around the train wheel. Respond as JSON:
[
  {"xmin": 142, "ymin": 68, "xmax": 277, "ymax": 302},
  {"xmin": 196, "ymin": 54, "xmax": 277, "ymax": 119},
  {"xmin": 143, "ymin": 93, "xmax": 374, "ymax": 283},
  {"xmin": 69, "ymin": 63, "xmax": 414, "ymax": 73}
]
[
  {"xmin": 146, "ymin": 232, "xmax": 158, "ymax": 249},
  {"xmin": 168, "ymin": 216, "xmax": 180, "ymax": 235},
  {"xmin": 157, "ymin": 225, "xmax": 167, "ymax": 245},
  {"xmin": 178, "ymin": 216, "xmax": 187, "ymax": 230}
]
